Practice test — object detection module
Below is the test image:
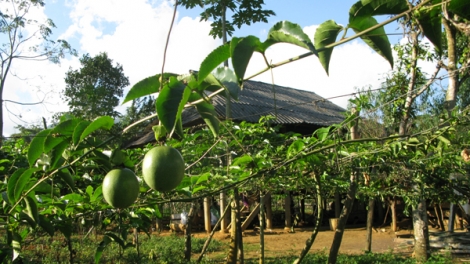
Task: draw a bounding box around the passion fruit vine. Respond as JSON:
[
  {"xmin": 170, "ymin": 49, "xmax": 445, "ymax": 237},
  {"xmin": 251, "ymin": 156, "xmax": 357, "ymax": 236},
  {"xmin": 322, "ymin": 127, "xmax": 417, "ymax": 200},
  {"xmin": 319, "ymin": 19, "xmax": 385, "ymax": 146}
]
[
  {"xmin": 102, "ymin": 168, "xmax": 140, "ymax": 208},
  {"xmin": 142, "ymin": 146, "xmax": 185, "ymax": 192}
]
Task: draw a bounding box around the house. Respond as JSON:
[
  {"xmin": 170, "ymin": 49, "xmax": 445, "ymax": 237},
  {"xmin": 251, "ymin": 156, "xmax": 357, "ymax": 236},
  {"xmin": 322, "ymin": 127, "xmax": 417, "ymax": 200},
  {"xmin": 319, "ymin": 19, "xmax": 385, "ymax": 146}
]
[{"xmin": 125, "ymin": 79, "xmax": 346, "ymax": 148}]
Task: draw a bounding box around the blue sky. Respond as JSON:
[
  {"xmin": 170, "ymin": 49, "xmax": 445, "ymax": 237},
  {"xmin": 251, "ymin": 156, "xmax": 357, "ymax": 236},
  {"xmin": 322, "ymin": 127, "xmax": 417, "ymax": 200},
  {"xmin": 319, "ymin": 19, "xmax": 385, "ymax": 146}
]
[{"xmin": 3, "ymin": 0, "xmax": 427, "ymax": 136}]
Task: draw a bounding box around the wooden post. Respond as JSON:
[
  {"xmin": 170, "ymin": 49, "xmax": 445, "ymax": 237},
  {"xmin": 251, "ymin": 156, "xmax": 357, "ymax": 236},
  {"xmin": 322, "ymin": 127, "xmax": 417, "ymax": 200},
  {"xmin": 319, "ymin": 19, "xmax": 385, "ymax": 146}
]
[
  {"xmin": 220, "ymin": 192, "xmax": 228, "ymax": 233},
  {"xmin": 390, "ymin": 197, "xmax": 397, "ymax": 232},
  {"xmin": 265, "ymin": 192, "xmax": 273, "ymax": 230},
  {"xmin": 300, "ymin": 198, "xmax": 305, "ymax": 222},
  {"xmin": 204, "ymin": 197, "xmax": 211, "ymax": 233},
  {"xmin": 284, "ymin": 192, "xmax": 292, "ymax": 231}
]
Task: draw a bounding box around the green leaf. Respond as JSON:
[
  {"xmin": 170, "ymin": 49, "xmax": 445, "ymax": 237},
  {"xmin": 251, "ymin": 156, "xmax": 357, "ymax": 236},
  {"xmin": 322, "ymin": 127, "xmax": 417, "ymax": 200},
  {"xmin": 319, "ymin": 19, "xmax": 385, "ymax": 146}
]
[
  {"xmin": 61, "ymin": 193, "xmax": 83, "ymax": 203},
  {"xmin": 58, "ymin": 219, "xmax": 73, "ymax": 239},
  {"xmin": 314, "ymin": 20, "xmax": 344, "ymax": 75},
  {"xmin": 123, "ymin": 73, "xmax": 177, "ymax": 104},
  {"xmin": 79, "ymin": 116, "xmax": 114, "ymax": 142},
  {"xmin": 152, "ymin": 125, "xmax": 167, "ymax": 141},
  {"xmin": 315, "ymin": 127, "xmax": 330, "ymax": 141},
  {"xmin": 95, "ymin": 235, "xmax": 112, "ymax": 264},
  {"xmin": 195, "ymin": 102, "xmax": 219, "ymax": 137},
  {"xmin": 44, "ymin": 132, "xmax": 65, "ymax": 154},
  {"xmin": 213, "ymin": 67, "xmax": 240, "ymax": 100},
  {"xmin": 105, "ymin": 232, "xmax": 125, "ymax": 248},
  {"xmin": 12, "ymin": 232, "xmax": 21, "ymax": 261},
  {"xmin": 52, "ymin": 118, "xmax": 81, "ymax": 137},
  {"xmin": 198, "ymin": 43, "xmax": 231, "ymax": 83},
  {"xmin": 86, "ymin": 185, "xmax": 94, "ymax": 198},
  {"xmin": 349, "ymin": 0, "xmax": 408, "ymax": 17},
  {"xmin": 263, "ymin": 21, "xmax": 317, "ymax": 53},
  {"xmin": 232, "ymin": 155, "xmax": 253, "ymax": 167},
  {"xmin": 232, "ymin": 36, "xmax": 262, "ymax": 83},
  {"xmin": 192, "ymin": 186, "xmax": 207, "ymax": 194},
  {"xmin": 38, "ymin": 215, "xmax": 54, "ymax": 236},
  {"xmin": 448, "ymin": 0, "xmax": 470, "ymax": 20},
  {"xmin": 7, "ymin": 168, "xmax": 38, "ymax": 204},
  {"xmin": 58, "ymin": 168, "xmax": 75, "ymax": 190},
  {"xmin": 91, "ymin": 186, "xmax": 102, "ymax": 203},
  {"xmin": 437, "ymin": 135, "xmax": 450, "ymax": 146},
  {"xmin": 417, "ymin": 0, "xmax": 442, "ymax": 54},
  {"xmin": 156, "ymin": 77, "xmax": 190, "ymax": 137},
  {"xmin": 28, "ymin": 129, "xmax": 51, "ymax": 167},
  {"xmin": 349, "ymin": 16, "xmax": 393, "ymax": 68},
  {"xmin": 49, "ymin": 141, "xmax": 68, "ymax": 170},
  {"xmin": 24, "ymin": 196, "xmax": 39, "ymax": 226},
  {"xmin": 72, "ymin": 120, "xmax": 91, "ymax": 145},
  {"xmin": 287, "ymin": 140, "xmax": 305, "ymax": 158},
  {"xmin": 195, "ymin": 173, "xmax": 210, "ymax": 185}
]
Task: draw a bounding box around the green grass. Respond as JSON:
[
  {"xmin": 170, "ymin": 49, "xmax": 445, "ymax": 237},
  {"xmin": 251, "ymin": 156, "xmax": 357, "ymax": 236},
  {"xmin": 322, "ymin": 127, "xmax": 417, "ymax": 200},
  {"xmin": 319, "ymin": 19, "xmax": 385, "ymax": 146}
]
[{"xmin": 12, "ymin": 233, "xmax": 456, "ymax": 263}]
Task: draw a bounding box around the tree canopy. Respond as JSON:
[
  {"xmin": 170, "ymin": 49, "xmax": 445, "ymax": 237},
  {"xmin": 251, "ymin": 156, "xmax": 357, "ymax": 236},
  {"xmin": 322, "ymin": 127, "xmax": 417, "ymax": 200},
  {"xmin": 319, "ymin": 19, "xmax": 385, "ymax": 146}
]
[{"xmin": 62, "ymin": 52, "xmax": 129, "ymax": 120}]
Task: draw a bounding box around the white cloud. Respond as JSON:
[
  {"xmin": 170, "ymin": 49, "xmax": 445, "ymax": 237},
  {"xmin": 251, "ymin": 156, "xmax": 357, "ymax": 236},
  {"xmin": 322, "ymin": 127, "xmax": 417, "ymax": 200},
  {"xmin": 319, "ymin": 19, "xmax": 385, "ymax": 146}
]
[
  {"xmin": 3, "ymin": 0, "xmax": 221, "ymax": 136},
  {"xmin": 244, "ymin": 25, "xmax": 392, "ymax": 109}
]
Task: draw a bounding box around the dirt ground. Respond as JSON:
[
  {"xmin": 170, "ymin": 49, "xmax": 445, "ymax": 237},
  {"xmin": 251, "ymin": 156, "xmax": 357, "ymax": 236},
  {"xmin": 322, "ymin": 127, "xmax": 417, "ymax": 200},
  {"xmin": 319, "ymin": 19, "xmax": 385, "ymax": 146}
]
[{"xmin": 189, "ymin": 225, "xmax": 412, "ymax": 260}]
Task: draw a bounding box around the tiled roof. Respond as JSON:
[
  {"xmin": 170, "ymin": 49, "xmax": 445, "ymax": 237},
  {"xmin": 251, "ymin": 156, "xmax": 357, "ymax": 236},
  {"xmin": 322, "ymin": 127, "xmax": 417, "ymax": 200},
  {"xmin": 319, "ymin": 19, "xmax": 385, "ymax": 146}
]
[{"xmin": 125, "ymin": 80, "xmax": 345, "ymax": 148}]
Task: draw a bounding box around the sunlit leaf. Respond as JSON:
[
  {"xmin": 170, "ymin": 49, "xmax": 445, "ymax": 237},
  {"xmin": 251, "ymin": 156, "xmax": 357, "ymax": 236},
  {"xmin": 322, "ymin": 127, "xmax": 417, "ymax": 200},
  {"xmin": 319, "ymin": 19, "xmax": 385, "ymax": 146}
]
[
  {"xmin": 27, "ymin": 129, "xmax": 50, "ymax": 167},
  {"xmin": 72, "ymin": 120, "xmax": 91, "ymax": 145},
  {"xmin": 315, "ymin": 127, "xmax": 330, "ymax": 141},
  {"xmin": 156, "ymin": 77, "xmax": 190, "ymax": 137},
  {"xmin": 79, "ymin": 116, "xmax": 114, "ymax": 142},
  {"xmin": 314, "ymin": 20, "xmax": 343, "ymax": 75},
  {"xmin": 213, "ymin": 67, "xmax": 240, "ymax": 100},
  {"xmin": 198, "ymin": 43, "xmax": 231, "ymax": 83},
  {"xmin": 349, "ymin": 16, "xmax": 393, "ymax": 68},
  {"xmin": 7, "ymin": 168, "xmax": 38, "ymax": 204},
  {"xmin": 122, "ymin": 73, "xmax": 177, "ymax": 104},
  {"xmin": 232, "ymin": 36, "xmax": 262, "ymax": 83},
  {"xmin": 287, "ymin": 140, "xmax": 305, "ymax": 158},
  {"xmin": 232, "ymin": 155, "xmax": 253, "ymax": 167},
  {"xmin": 263, "ymin": 21, "xmax": 316, "ymax": 53},
  {"xmin": 24, "ymin": 196, "xmax": 38, "ymax": 226},
  {"xmin": 349, "ymin": 0, "xmax": 408, "ymax": 17},
  {"xmin": 417, "ymin": 0, "xmax": 442, "ymax": 54}
]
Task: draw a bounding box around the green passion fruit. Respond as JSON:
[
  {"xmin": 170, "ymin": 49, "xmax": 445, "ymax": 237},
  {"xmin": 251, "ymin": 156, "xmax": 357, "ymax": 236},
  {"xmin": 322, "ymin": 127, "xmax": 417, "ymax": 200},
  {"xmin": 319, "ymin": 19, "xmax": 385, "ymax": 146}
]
[
  {"xmin": 102, "ymin": 168, "xmax": 140, "ymax": 208},
  {"xmin": 142, "ymin": 146, "xmax": 185, "ymax": 192}
]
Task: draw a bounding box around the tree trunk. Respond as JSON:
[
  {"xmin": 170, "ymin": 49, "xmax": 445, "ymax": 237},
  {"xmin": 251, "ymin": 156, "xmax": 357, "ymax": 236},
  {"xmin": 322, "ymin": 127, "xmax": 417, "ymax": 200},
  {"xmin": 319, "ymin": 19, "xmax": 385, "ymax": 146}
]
[
  {"xmin": 334, "ymin": 190, "xmax": 341, "ymax": 218},
  {"xmin": 366, "ymin": 198, "xmax": 375, "ymax": 252},
  {"xmin": 412, "ymin": 199, "xmax": 430, "ymax": 262},
  {"xmin": 443, "ymin": 18, "xmax": 458, "ymax": 114},
  {"xmin": 328, "ymin": 171, "xmax": 358, "ymax": 264},
  {"xmin": 198, "ymin": 203, "xmax": 230, "ymax": 263},
  {"xmin": 235, "ymin": 188, "xmax": 244, "ymax": 264},
  {"xmin": 294, "ymin": 172, "xmax": 323, "ymax": 264},
  {"xmin": 328, "ymin": 108, "xmax": 359, "ymax": 264},
  {"xmin": 185, "ymin": 204, "xmax": 196, "ymax": 261},
  {"xmin": 227, "ymin": 197, "xmax": 238, "ymax": 263},
  {"xmin": 259, "ymin": 192, "xmax": 265, "ymax": 264}
]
